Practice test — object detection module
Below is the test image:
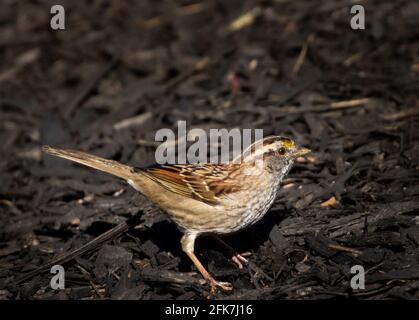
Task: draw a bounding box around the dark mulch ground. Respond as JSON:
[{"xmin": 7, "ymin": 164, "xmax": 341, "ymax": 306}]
[{"xmin": 1, "ymin": 0, "xmax": 419, "ymax": 300}]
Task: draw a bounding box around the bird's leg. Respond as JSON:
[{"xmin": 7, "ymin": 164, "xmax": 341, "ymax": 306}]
[
  {"xmin": 181, "ymin": 233, "xmax": 233, "ymax": 293},
  {"xmin": 210, "ymin": 235, "xmax": 250, "ymax": 269}
]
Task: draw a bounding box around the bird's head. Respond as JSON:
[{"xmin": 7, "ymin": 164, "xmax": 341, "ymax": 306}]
[{"xmin": 240, "ymin": 135, "xmax": 310, "ymax": 174}]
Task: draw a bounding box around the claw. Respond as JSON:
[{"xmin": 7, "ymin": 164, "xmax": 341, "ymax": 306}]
[
  {"xmin": 210, "ymin": 280, "xmax": 233, "ymax": 294},
  {"xmin": 210, "ymin": 235, "xmax": 252, "ymax": 269},
  {"xmin": 232, "ymin": 254, "xmax": 249, "ymax": 269}
]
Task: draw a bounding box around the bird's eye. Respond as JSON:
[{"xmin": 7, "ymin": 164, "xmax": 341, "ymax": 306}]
[{"xmin": 278, "ymin": 147, "xmax": 286, "ymax": 155}]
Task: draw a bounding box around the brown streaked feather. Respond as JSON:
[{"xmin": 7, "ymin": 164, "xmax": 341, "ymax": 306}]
[{"xmin": 141, "ymin": 164, "xmax": 243, "ymax": 205}]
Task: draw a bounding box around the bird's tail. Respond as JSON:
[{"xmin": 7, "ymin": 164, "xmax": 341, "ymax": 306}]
[{"xmin": 42, "ymin": 145, "xmax": 135, "ymax": 181}]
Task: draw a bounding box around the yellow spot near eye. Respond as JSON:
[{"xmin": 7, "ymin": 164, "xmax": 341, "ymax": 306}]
[{"xmin": 282, "ymin": 138, "xmax": 294, "ymax": 149}]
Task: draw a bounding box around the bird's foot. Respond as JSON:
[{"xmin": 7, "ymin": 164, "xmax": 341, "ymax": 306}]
[
  {"xmin": 231, "ymin": 252, "xmax": 251, "ymax": 269},
  {"xmin": 209, "ymin": 279, "xmax": 233, "ymax": 295},
  {"xmin": 210, "ymin": 235, "xmax": 251, "ymax": 269}
]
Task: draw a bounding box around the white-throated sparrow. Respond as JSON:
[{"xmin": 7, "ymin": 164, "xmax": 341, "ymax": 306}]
[{"xmin": 42, "ymin": 136, "xmax": 310, "ymax": 292}]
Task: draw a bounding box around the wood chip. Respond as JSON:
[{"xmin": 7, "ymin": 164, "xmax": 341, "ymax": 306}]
[{"xmin": 321, "ymin": 196, "xmax": 337, "ymax": 207}]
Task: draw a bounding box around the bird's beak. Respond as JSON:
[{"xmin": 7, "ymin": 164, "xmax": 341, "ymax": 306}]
[{"xmin": 291, "ymin": 147, "xmax": 311, "ymax": 158}]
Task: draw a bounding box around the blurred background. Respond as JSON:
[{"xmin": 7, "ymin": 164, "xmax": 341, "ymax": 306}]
[{"xmin": 1, "ymin": 0, "xmax": 419, "ymax": 300}]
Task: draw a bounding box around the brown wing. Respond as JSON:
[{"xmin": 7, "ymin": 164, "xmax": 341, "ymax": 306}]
[{"xmin": 140, "ymin": 164, "xmax": 242, "ymax": 205}]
